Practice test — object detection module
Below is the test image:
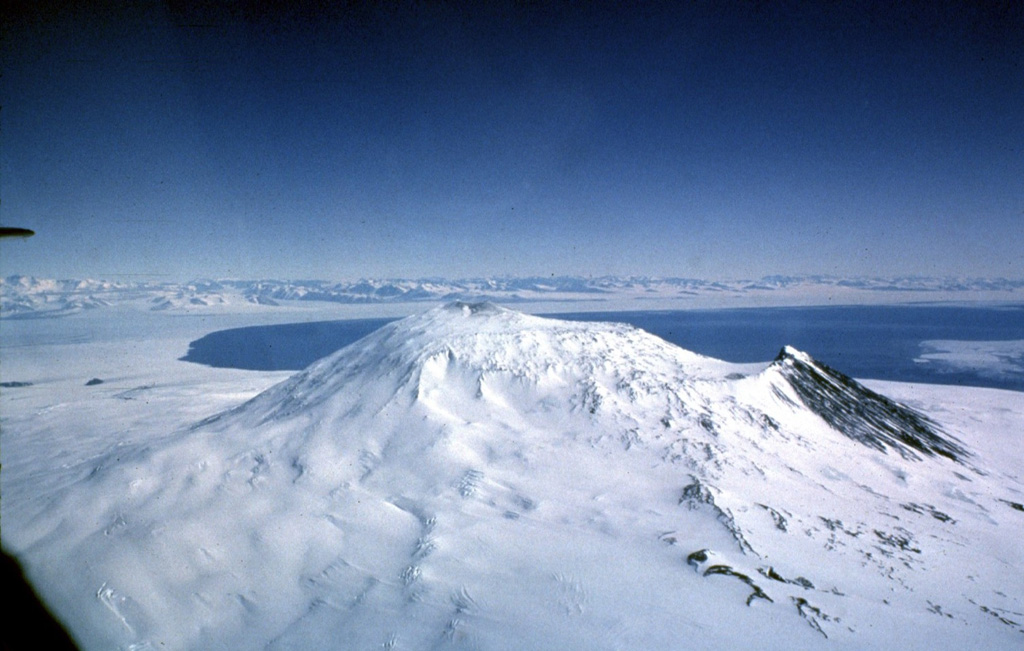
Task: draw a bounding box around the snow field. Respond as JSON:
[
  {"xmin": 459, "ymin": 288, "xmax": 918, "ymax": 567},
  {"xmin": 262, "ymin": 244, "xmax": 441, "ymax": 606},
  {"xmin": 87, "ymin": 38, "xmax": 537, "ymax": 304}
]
[{"xmin": 2, "ymin": 302, "xmax": 1022, "ymax": 649}]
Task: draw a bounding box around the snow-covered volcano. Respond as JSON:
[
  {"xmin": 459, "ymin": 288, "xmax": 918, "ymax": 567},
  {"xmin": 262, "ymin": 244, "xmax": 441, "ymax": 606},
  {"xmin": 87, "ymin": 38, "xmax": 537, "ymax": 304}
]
[{"xmin": 6, "ymin": 303, "xmax": 1023, "ymax": 649}]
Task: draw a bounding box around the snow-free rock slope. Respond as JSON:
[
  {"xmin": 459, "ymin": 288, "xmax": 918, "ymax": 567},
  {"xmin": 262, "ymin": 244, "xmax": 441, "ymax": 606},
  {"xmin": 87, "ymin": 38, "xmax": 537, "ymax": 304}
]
[{"xmin": 8, "ymin": 302, "xmax": 1023, "ymax": 649}]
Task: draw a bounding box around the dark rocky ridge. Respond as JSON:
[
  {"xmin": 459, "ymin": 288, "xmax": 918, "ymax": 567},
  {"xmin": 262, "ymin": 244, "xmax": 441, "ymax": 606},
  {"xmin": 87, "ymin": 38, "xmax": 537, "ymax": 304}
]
[{"xmin": 772, "ymin": 347, "xmax": 967, "ymax": 462}]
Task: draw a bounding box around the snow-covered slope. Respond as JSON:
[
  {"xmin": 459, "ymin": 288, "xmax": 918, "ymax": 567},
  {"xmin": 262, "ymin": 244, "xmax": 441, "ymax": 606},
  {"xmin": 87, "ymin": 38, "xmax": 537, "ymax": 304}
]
[{"xmin": 3, "ymin": 303, "xmax": 1022, "ymax": 649}]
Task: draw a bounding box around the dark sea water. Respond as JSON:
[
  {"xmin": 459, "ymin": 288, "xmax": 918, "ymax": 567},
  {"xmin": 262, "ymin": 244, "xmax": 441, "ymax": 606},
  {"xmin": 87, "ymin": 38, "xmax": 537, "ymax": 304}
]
[{"xmin": 181, "ymin": 305, "xmax": 1024, "ymax": 391}]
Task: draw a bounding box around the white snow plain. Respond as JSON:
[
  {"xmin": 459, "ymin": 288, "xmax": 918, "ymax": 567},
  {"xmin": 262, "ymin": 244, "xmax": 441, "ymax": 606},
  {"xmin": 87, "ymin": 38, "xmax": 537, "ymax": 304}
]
[{"xmin": 2, "ymin": 302, "xmax": 1022, "ymax": 650}]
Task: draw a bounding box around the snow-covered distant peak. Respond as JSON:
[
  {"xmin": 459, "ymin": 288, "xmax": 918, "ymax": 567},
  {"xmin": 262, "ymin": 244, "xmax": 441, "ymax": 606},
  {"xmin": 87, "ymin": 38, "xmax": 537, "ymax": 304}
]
[
  {"xmin": 202, "ymin": 303, "xmax": 971, "ymax": 497},
  {"xmin": 224, "ymin": 301, "xmax": 726, "ymax": 428},
  {"xmin": 5, "ymin": 274, "xmax": 1023, "ymax": 318}
]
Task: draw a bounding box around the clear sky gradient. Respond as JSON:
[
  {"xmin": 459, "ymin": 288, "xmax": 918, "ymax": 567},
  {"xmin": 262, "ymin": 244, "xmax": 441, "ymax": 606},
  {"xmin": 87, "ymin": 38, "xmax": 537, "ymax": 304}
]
[{"xmin": 2, "ymin": 1, "xmax": 1022, "ymax": 281}]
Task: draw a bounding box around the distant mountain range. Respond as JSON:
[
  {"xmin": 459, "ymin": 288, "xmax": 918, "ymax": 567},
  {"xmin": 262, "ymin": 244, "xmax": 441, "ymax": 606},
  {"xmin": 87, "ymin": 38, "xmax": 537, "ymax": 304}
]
[{"xmin": 3, "ymin": 274, "xmax": 1023, "ymax": 318}]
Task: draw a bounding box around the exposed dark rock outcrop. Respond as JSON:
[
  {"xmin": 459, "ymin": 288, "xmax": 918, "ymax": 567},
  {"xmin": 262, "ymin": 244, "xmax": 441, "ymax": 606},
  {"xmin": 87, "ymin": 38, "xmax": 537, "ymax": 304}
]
[
  {"xmin": 680, "ymin": 478, "xmax": 753, "ymax": 553},
  {"xmin": 772, "ymin": 347, "xmax": 967, "ymax": 462},
  {"xmin": 704, "ymin": 564, "xmax": 773, "ymax": 606},
  {"xmin": 998, "ymin": 499, "xmax": 1024, "ymax": 513}
]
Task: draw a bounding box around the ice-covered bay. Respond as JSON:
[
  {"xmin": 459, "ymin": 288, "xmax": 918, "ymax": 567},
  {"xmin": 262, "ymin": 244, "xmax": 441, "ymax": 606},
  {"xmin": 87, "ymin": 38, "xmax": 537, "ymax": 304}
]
[{"xmin": 2, "ymin": 304, "xmax": 1022, "ymax": 649}]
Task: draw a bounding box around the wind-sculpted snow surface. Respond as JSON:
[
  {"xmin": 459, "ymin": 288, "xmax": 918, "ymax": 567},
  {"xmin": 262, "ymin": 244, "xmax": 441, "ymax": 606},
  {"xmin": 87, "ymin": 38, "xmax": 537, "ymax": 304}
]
[{"xmin": 2, "ymin": 303, "xmax": 1023, "ymax": 649}]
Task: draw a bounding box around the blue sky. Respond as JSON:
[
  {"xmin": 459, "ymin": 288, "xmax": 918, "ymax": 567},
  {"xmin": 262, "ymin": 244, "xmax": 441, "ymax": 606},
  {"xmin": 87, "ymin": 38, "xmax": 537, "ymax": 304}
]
[{"xmin": 2, "ymin": 1, "xmax": 1021, "ymax": 281}]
